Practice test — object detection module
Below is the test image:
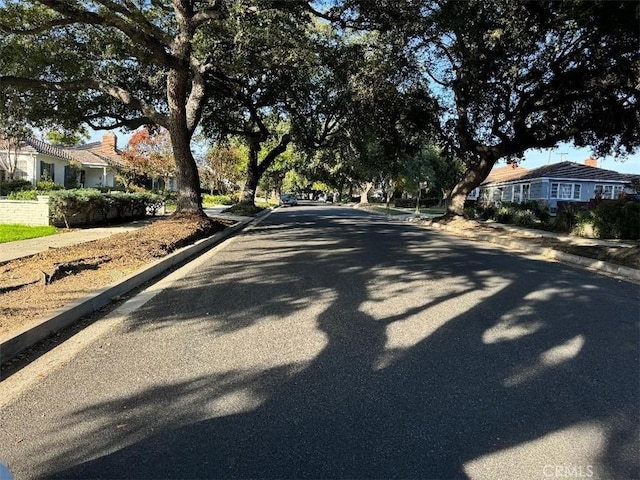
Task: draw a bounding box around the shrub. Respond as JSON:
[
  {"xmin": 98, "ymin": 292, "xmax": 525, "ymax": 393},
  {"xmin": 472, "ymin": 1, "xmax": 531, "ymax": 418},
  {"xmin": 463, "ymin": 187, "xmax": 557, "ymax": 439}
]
[
  {"xmin": 476, "ymin": 205, "xmax": 496, "ymax": 221},
  {"xmin": 0, "ymin": 179, "xmax": 32, "ymax": 196},
  {"xmin": 591, "ymin": 200, "xmax": 640, "ymax": 239},
  {"xmin": 223, "ymin": 203, "xmax": 264, "ymax": 216},
  {"xmin": 203, "ymin": 194, "xmax": 234, "ymax": 206},
  {"xmin": 7, "ymin": 190, "xmax": 38, "ymax": 200},
  {"xmin": 49, "ymin": 189, "xmax": 105, "ymax": 227},
  {"xmin": 514, "ymin": 209, "xmax": 536, "ymax": 227},
  {"xmin": 36, "ymin": 180, "xmax": 64, "ymax": 191},
  {"xmin": 495, "ymin": 205, "xmax": 516, "ymax": 224},
  {"xmin": 570, "ymin": 210, "xmax": 595, "ymax": 237},
  {"xmin": 463, "ymin": 207, "xmax": 477, "ymax": 220},
  {"xmin": 553, "ymin": 206, "xmax": 580, "ymax": 233}
]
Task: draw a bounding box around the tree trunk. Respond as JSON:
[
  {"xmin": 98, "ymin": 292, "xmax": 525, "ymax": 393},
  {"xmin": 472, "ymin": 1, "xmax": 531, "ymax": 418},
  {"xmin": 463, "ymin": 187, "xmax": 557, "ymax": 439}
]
[
  {"xmin": 239, "ymin": 136, "xmax": 261, "ymax": 206},
  {"xmin": 446, "ymin": 154, "xmax": 495, "ymax": 217},
  {"xmin": 240, "ymin": 164, "xmax": 261, "ymax": 205},
  {"xmin": 359, "ymin": 181, "xmax": 373, "ymax": 204},
  {"xmin": 168, "ymin": 125, "xmax": 203, "ymax": 216},
  {"xmin": 166, "ymin": 64, "xmax": 204, "ymax": 217},
  {"xmin": 239, "ymin": 134, "xmax": 291, "ymax": 206}
]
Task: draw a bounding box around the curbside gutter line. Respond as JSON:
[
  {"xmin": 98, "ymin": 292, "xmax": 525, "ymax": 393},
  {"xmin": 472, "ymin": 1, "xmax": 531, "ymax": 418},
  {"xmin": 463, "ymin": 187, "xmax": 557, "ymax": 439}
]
[
  {"xmin": 426, "ymin": 221, "xmax": 640, "ymax": 283},
  {"xmin": 0, "ymin": 211, "xmax": 269, "ymax": 365}
]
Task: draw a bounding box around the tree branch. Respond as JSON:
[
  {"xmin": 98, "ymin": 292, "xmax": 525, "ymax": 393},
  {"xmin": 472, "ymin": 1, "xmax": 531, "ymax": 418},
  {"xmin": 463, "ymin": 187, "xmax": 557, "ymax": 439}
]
[
  {"xmin": 36, "ymin": 0, "xmax": 177, "ymax": 69},
  {"xmin": 191, "ymin": 1, "xmax": 227, "ymax": 28}
]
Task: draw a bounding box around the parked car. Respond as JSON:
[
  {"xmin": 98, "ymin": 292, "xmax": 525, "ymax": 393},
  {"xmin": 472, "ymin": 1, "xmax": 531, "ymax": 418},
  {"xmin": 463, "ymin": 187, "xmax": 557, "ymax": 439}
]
[{"xmin": 279, "ymin": 193, "xmax": 298, "ymax": 206}]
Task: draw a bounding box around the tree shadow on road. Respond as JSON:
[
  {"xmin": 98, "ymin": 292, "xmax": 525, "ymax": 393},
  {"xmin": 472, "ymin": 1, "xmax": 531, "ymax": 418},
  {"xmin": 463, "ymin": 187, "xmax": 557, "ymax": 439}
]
[{"xmin": 26, "ymin": 208, "xmax": 639, "ymax": 479}]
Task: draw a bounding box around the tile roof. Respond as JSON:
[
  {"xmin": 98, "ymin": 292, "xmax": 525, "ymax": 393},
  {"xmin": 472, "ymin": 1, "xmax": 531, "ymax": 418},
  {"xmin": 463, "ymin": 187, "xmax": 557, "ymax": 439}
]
[
  {"xmin": 22, "ymin": 138, "xmax": 123, "ymax": 167},
  {"xmin": 482, "ymin": 164, "xmax": 530, "ymax": 185},
  {"xmin": 516, "ymin": 161, "xmax": 639, "ymax": 183},
  {"xmin": 483, "ymin": 161, "xmax": 639, "ymax": 185}
]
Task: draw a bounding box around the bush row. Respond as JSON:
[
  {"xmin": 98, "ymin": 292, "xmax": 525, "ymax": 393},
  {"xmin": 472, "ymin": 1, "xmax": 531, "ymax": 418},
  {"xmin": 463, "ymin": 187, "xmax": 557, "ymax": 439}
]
[
  {"xmin": 571, "ymin": 201, "xmax": 640, "ymax": 240},
  {"xmin": 203, "ymin": 194, "xmax": 234, "ymax": 206},
  {"xmin": 47, "ymin": 189, "xmax": 164, "ymax": 228},
  {"xmin": 467, "ymin": 200, "xmax": 639, "ymax": 239},
  {"xmin": 466, "ymin": 201, "xmax": 550, "ymax": 226},
  {"xmin": 0, "ymin": 179, "xmax": 33, "ymax": 195}
]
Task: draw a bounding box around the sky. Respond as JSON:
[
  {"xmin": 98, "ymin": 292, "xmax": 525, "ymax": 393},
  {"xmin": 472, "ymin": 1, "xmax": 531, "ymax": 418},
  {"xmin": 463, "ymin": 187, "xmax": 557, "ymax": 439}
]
[{"xmin": 89, "ymin": 129, "xmax": 640, "ymax": 176}]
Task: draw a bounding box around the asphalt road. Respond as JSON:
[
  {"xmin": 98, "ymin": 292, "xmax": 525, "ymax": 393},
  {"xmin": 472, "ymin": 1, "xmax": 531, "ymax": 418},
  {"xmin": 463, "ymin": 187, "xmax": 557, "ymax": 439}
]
[{"xmin": 0, "ymin": 204, "xmax": 638, "ymax": 480}]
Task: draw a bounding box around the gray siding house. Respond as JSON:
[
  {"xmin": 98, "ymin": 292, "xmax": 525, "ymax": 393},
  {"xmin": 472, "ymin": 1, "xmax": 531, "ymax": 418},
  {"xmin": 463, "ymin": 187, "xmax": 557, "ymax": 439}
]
[{"xmin": 477, "ymin": 160, "xmax": 639, "ymax": 214}]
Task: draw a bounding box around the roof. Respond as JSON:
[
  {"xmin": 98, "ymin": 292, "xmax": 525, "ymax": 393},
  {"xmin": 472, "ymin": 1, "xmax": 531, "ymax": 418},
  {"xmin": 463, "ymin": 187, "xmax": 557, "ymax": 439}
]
[
  {"xmin": 21, "ymin": 138, "xmax": 124, "ymax": 167},
  {"xmin": 481, "ymin": 164, "xmax": 529, "ymax": 185},
  {"xmin": 484, "ymin": 161, "xmax": 639, "ymax": 185}
]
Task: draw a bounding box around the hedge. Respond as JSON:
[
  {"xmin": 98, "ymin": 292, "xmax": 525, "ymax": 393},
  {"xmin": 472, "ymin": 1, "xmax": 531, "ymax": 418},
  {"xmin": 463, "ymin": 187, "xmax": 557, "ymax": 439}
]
[
  {"xmin": 49, "ymin": 189, "xmax": 164, "ymax": 228},
  {"xmin": 0, "ymin": 179, "xmax": 32, "ymax": 196}
]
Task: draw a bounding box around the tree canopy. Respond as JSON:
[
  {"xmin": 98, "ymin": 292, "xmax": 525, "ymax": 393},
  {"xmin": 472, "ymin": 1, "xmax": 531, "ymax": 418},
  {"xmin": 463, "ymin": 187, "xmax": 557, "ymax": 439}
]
[
  {"xmin": 1, "ymin": 1, "xmax": 637, "ymax": 217},
  {"xmin": 407, "ymin": 0, "xmax": 639, "ymax": 214}
]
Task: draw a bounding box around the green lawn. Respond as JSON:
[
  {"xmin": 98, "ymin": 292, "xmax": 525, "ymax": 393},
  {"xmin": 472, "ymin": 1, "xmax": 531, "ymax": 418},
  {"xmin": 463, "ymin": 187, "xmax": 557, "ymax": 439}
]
[
  {"xmin": 0, "ymin": 224, "xmax": 58, "ymax": 244},
  {"xmin": 368, "ymin": 206, "xmax": 410, "ymax": 215},
  {"xmin": 419, "ymin": 208, "xmax": 446, "ymax": 215}
]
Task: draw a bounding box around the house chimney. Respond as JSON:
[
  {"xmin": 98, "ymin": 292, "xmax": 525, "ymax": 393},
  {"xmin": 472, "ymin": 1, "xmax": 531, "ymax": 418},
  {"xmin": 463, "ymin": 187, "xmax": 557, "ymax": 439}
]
[
  {"xmin": 584, "ymin": 157, "xmax": 598, "ymax": 168},
  {"xmin": 101, "ymin": 133, "xmax": 117, "ymax": 154}
]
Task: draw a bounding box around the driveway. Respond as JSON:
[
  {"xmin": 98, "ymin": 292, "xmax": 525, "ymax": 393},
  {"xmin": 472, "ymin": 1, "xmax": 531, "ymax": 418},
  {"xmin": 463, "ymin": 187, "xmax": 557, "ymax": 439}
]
[{"xmin": 0, "ymin": 204, "xmax": 638, "ymax": 479}]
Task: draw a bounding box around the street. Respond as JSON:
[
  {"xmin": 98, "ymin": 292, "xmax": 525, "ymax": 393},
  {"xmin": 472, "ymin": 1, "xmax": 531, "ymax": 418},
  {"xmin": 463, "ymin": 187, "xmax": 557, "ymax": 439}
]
[{"xmin": 0, "ymin": 204, "xmax": 638, "ymax": 479}]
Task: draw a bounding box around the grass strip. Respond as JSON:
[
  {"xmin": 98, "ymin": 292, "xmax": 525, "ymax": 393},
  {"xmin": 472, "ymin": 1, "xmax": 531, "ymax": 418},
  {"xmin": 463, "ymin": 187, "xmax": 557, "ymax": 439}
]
[{"xmin": 0, "ymin": 224, "xmax": 58, "ymax": 244}]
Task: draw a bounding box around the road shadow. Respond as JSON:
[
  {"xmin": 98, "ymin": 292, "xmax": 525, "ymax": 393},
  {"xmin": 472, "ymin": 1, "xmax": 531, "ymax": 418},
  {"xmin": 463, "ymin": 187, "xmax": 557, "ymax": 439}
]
[{"xmin": 29, "ymin": 207, "xmax": 638, "ymax": 479}]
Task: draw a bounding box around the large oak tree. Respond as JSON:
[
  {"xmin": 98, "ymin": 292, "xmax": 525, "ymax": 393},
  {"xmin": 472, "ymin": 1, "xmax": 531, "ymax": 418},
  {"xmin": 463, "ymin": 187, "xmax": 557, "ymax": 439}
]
[
  {"xmin": 0, "ymin": 0, "xmax": 344, "ymax": 213},
  {"xmin": 327, "ymin": 0, "xmax": 639, "ymax": 216},
  {"xmin": 417, "ymin": 0, "xmax": 640, "ymax": 216}
]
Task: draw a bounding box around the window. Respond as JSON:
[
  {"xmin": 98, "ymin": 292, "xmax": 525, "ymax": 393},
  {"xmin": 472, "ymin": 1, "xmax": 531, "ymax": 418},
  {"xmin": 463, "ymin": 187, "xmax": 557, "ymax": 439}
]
[
  {"xmin": 595, "ymin": 184, "xmax": 622, "ymax": 200},
  {"xmin": 573, "ymin": 184, "xmax": 581, "ymax": 200},
  {"xmin": 551, "ymin": 182, "xmax": 580, "ymax": 200},
  {"xmin": 40, "ymin": 161, "xmax": 55, "ymax": 182},
  {"xmin": 558, "ymin": 183, "xmax": 572, "ymax": 199},
  {"xmin": 513, "ymin": 185, "xmax": 521, "ymax": 203},
  {"xmin": 613, "ymin": 185, "xmax": 623, "ymax": 198},
  {"xmin": 522, "ymin": 184, "xmax": 530, "ymax": 201}
]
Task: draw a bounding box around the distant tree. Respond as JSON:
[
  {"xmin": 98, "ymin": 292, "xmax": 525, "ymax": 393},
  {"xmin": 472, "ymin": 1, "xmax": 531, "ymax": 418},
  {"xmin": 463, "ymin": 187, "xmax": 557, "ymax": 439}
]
[
  {"xmin": 0, "ymin": 92, "xmax": 32, "ymax": 180},
  {"xmin": 45, "ymin": 127, "xmax": 89, "ymax": 146},
  {"xmin": 200, "ymin": 144, "xmax": 244, "ymax": 195},
  {"xmin": 120, "ymin": 127, "xmax": 175, "ymax": 191}
]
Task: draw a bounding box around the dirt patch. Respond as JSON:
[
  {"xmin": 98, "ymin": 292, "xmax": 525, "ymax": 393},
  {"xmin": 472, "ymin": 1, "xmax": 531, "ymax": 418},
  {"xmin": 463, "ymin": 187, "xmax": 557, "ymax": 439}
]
[{"xmin": 0, "ymin": 215, "xmax": 233, "ymax": 339}]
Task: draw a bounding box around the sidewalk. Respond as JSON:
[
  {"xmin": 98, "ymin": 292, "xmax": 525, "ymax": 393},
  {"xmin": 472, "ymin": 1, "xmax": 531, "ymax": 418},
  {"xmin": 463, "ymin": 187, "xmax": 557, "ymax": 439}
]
[
  {"xmin": 0, "ymin": 206, "xmax": 247, "ymax": 264},
  {"xmin": 0, "ymin": 219, "xmax": 155, "ymax": 264}
]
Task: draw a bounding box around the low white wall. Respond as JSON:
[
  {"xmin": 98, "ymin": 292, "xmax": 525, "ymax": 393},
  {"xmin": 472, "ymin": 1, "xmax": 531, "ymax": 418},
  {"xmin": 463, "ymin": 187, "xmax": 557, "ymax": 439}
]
[{"xmin": 0, "ymin": 196, "xmax": 50, "ymax": 226}]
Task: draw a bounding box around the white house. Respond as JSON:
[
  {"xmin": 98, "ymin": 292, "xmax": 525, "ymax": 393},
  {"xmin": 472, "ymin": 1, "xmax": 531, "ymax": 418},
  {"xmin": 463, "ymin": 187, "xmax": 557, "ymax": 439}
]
[
  {"xmin": 476, "ymin": 159, "xmax": 639, "ymax": 213},
  {"xmin": 0, "ymin": 133, "xmax": 122, "ymax": 188}
]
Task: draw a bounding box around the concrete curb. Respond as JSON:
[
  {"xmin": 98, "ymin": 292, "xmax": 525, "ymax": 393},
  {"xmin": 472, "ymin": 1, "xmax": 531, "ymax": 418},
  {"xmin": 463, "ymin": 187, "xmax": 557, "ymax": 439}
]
[
  {"xmin": 0, "ymin": 211, "xmax": 269, "ymax": 365},
  {"xmin": 424, "ymin": 221, "xmax": 640, "ymax": 283}
]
